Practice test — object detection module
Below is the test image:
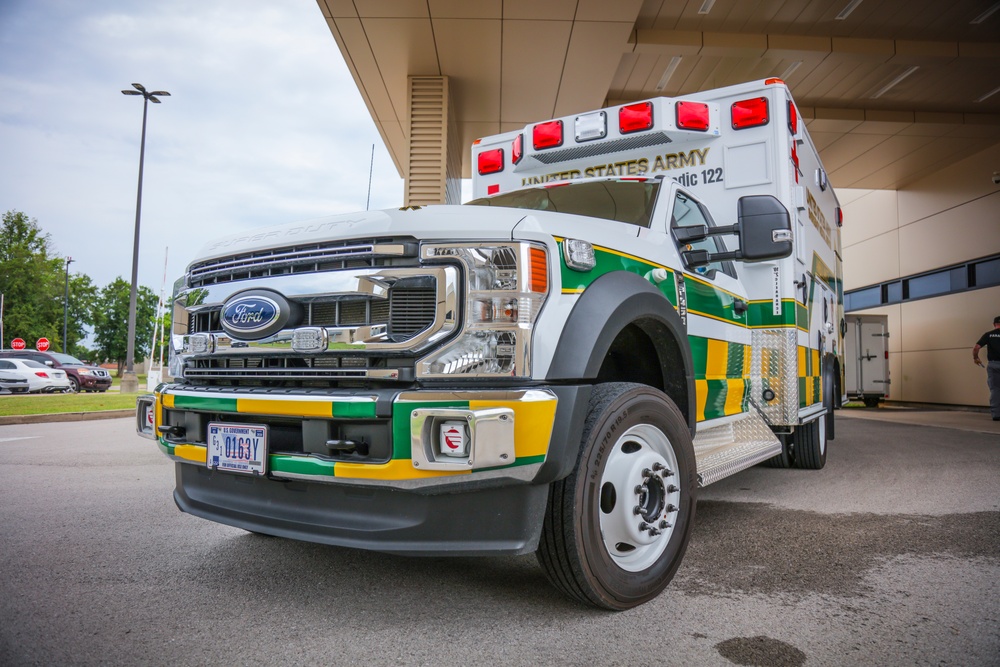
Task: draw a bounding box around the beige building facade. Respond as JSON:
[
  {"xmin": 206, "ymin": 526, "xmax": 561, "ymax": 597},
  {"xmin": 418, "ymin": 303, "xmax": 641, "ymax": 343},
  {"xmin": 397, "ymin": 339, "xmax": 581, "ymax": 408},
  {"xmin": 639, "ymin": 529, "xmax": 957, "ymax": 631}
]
[
  {"xmin": 842, "ymin": 145, "xmax": 1000, "ymax": 407},
  {"xmin": 315, "ymin": 0, "xmax": 1000, "ymax": 407}
]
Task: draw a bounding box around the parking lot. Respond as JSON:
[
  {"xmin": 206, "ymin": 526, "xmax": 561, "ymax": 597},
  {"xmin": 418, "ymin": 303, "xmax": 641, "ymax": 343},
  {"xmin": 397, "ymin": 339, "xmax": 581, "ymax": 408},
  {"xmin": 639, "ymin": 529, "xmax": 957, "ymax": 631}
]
[{"xmin": 0, "ymin": 410, "xmax": 997, "ymax": 666}]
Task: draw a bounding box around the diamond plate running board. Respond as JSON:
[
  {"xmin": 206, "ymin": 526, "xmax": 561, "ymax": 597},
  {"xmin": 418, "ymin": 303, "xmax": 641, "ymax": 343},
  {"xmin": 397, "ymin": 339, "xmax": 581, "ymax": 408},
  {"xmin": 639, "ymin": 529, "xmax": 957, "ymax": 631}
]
[{"xmin": 693, "ymin": 412, "xmax": 781, "ymax": 487}]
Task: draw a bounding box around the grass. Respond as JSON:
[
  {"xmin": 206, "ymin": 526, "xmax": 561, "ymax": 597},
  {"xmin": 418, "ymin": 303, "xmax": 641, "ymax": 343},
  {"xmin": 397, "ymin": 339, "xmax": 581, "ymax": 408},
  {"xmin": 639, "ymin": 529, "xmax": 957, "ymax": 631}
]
[{"xmin": 0, "ymin": 392, "xmax": 139, "ymax": 417}]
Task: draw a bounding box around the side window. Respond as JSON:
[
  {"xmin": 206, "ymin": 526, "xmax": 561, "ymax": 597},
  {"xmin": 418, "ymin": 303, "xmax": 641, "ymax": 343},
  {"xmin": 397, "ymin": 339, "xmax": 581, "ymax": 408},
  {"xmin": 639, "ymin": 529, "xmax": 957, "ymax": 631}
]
[
  {"xmin": 0, "ymin": 360, "xmax": 13, "ymax": 369},
  {"xmin": 670, "ymin": 191, "xmax": 735, "ymax": 278}
]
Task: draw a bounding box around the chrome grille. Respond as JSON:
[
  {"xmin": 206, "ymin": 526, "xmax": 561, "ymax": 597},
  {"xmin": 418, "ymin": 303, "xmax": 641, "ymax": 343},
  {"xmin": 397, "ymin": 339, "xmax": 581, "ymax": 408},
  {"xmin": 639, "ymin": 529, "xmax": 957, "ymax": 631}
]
[
  {"xmin": 188, "ymin": 238, "xmax": 417, "ymax": 288},
  {"xmin": 185, "ymin": 355, "xmax": 394, "ymax": 381},
  {"xmin": 187, "ymin": 285, "xmax": 435, "ymax": 341}
]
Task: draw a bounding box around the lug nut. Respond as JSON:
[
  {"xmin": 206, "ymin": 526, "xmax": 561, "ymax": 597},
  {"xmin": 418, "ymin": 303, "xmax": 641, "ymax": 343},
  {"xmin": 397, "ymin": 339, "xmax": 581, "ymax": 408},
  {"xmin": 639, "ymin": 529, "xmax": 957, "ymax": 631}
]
[
  {"xmin": 642, "ymin": 468, "xmax": 652, "ymax": 478},
  {"xmin": 653, "ymin": 462, "xmax": 665, "ymax": 471},
  {"xmin": 659, "ymin": 520, "xmax": 670, "ymax": 529},
  {"xmin": 666, "ymin": 485, "xmax": 678, "ymax": 493},
  {"xmin": 633, "ymin": 505, "xmax": 642, "ymax": 516},
  {"xmin": 649, "ymin": 528, "xmax": 661, "ymax": 536},
  {"xmin": 634, "ymin": 485, "xmax": 645, "ymax": 495},
  {"xmin": 638, "ymin": 522, "xmax": 649, "ymax": 532},
  {"xmin": 661, "ymin": 469, "xmax": 674, "ymax": 477},
  {"xmin": 666, "ymin": 504, "xmax": 677, "ymax": 513}
]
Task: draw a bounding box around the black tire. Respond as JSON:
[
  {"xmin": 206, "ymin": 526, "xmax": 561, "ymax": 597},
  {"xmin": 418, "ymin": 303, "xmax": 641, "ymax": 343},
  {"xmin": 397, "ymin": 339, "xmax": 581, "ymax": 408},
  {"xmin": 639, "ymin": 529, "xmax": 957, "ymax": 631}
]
[
  {"xmin": 762, "ymin": 433, "xmax": 794, "ymax": 468},
  {"xmin": 863, "ymin": 395, "xmax": 880, "ymax": 408},
  {"xmin": 793, "ymin": 416, "xmax": 827, "ymax": 469},
  {"xmin": 68, "ymin": 376, "xmax": 79, "ymax": 393},
  {"xmin": 536, "ymin": 382, "xmax": 697, "ymax": 610},
  {"xmin": 824, "ymin": 360, "xmax": 836, "ymax": 441}
]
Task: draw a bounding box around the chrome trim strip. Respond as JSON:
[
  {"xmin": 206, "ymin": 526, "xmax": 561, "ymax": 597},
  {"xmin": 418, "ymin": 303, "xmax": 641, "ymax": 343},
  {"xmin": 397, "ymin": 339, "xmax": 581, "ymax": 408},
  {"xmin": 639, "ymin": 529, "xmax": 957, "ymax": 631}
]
[
  {"xmin": 189, "ymin": 242, "xmax": 410, "ymax": 282},
  {"xmin": 182, "ymin": 367, "xmax": 400, "ymax": 380}
]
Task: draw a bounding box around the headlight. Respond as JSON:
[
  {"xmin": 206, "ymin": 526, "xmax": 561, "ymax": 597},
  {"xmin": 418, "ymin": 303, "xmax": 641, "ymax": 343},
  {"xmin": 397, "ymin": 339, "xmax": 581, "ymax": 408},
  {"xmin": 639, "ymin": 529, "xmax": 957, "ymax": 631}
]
[
  {"xmin": 78, "ymin": 369, "xmax": 93, "ymax": 375},
  {"xmin": 418, "ymin": 242, "xmax": 548, "ymax": 378}
]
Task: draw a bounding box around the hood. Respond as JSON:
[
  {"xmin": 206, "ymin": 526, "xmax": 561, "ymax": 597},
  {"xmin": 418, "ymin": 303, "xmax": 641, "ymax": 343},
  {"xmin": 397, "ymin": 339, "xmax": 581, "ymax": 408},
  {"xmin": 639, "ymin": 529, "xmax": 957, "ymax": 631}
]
[{"xmin": 192, "ymin": 205, "xmax": 532, "ymax": 265}]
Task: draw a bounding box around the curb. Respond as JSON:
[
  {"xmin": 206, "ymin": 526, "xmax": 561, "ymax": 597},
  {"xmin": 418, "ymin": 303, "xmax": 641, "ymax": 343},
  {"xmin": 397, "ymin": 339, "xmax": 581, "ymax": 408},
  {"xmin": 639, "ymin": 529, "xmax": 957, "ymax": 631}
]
[{"xmin": 0, "ymin": 410, "xmax": 134, "ymax": 426}]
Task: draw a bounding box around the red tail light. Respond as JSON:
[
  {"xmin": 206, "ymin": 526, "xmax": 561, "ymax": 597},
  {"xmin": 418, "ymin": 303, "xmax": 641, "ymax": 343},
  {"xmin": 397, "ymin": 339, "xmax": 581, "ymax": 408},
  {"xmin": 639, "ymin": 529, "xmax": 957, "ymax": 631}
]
[
  {"xmin": 732, "ymin": 97, "xmax": 769, "ymax": 129},
  {"xmin": 488, "ymin": 184, "xmax": 500, "ymax": 195},
  {"xmin": 511, "ymin": 133, "xmax": 523, "ymax": 165},
  {"xmin": 836, "ymin": 207, "xmax": 844, "ymax": 227},
  {"xmin": 533, "ymin": 120, "xmax": 563, "ymax": 149},
  {"xmin": 35, "ymin": 372, "xmax": 49, "ymax": 378},
  {"xmin": 788, "ymin": 101, "xmax": 798, "ymax": 135},
  {"xmin": 676, "ymin": 101, "xmax": 710, "ymax": 131},
  {"xmin": 619, "ymin": 102, "xmax": 653, "ymax": 134},
  {"xmin": 477, "ymin": 148, "xmax": 504, "ymax": 175}
]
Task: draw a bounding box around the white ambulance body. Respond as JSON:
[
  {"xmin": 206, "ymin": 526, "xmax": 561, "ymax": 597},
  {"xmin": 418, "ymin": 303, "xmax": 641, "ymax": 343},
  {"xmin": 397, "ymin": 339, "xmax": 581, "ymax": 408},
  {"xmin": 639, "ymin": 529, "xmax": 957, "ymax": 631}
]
[
  {"xmin": 139, "ymin": 78, "xmax": 845, "ymax": 610},
  {"xmin": 472, "ymin": 78, "xmax": 844, "ymax": 447}
]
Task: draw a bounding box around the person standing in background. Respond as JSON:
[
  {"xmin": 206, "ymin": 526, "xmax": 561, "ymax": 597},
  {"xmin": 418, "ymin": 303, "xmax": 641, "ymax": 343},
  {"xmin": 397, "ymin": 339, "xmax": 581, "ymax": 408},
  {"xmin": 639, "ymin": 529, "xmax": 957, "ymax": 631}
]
[{"xmin": 972, "ymin": 316, "xmax": 1000, "ymax": 421}]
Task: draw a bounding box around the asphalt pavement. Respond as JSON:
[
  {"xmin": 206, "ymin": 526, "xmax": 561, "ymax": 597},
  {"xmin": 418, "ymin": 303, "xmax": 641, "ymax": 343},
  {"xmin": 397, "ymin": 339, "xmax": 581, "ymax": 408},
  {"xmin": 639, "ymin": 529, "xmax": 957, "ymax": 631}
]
[{"xmin": 0, "ymin": 410, "xmax": 996, "ymax": 666}]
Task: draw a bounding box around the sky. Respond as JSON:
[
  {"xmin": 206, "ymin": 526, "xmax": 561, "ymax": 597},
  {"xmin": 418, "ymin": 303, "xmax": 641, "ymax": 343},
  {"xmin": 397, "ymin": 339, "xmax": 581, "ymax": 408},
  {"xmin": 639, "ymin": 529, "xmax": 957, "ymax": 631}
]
[{"xmin": 0, "ymin": 0, "xmax": 408, "ymax": 299}]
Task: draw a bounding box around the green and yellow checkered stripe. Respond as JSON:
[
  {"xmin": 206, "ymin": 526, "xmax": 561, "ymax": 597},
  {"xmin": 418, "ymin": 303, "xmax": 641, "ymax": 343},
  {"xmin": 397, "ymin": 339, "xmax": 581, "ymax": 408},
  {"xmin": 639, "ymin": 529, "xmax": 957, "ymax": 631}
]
[
  {"xmin": 154, "ymin": 391, "xmax": 557, "ymax": 482},
  {"xmin": 690, "ymin": 337, "xmax": 750, "ymax": 421},
  {"xmin": 798, "ymin": 346, "xmax": 822, "ymax": 408}
]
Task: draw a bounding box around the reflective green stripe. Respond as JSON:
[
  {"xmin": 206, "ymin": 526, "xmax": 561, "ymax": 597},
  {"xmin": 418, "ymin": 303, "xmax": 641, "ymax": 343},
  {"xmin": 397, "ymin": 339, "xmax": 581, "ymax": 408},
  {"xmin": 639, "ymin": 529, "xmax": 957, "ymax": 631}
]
[
  {"xmin": 747, "ymin": 300, "xmax": 807, "ymax": 329},
  {"xmin": 557, "ymin": 241, "xmax": 678, "ymax": 306},
  {"xmin": 171, "ymin": 395, "xmax": 238, "ymax": 412},
  {"xmin": 270, "ymin": 455, "xmax": 336, "ymax": 478},
  {"xmin": 684, "ymin": 275, "xmax": 746, "ymax": 324},
  {"xmin": 332, "ymin": 401, "xmax": 378, "ymax": 419}
]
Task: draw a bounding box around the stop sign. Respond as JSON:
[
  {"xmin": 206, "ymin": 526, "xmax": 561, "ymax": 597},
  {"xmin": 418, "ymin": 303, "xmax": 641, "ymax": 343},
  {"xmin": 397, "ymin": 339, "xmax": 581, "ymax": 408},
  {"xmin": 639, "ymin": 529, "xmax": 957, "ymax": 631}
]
[
  {"xmin": 37, "ymin": 338, "xmax": 51, "ymax": 352},
  {"xmin": 11, "ymin": 338, "xmax": 25, "ymax": 350}
]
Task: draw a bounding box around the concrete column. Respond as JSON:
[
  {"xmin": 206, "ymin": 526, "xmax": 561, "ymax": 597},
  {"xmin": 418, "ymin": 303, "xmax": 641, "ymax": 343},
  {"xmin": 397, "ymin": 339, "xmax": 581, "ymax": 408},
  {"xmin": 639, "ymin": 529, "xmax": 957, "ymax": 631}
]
[{"xmin": 405, "ymin": 76, "xmax": 461, "ymax": 206}]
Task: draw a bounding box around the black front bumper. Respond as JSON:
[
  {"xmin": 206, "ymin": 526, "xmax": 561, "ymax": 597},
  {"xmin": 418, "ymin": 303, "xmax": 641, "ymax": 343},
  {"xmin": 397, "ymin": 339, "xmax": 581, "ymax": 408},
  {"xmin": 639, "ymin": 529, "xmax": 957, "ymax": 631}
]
[{"xmin": 174, "ymin": 463, "xmax": 550, "ymax": 556}]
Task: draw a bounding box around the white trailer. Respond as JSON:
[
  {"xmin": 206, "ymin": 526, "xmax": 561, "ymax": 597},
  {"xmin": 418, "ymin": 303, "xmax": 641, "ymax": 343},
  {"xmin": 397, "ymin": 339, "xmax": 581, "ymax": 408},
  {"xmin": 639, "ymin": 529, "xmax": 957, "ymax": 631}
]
[{"xmin": 844, "ymin": 313, "xmax": 890, "ymax": 407}]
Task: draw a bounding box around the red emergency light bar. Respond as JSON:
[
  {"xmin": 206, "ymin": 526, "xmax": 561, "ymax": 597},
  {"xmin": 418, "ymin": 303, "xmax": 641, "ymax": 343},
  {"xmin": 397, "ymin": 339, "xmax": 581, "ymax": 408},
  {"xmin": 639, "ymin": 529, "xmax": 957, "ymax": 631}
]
[
  {"xmin": 533, "ymin": 120, "xmax": 563, "ymax": 149},
  {"xmin": 619, "ymin": 102, "xmax": 653, "ymax": 134},
  {"xmin": 478, "ymin": 148, "xmax": 504, "ymax": 175},
  {"xmin": 732, "ymin": 97, "xmax": 769, "ymax": 129},
  {"xmin": 511, "ymin": 133, "xmax": 524, "ymax": 164},
  {"xmin": 676, "ymin": 101, "xmax": 710, "ymax": 131}
]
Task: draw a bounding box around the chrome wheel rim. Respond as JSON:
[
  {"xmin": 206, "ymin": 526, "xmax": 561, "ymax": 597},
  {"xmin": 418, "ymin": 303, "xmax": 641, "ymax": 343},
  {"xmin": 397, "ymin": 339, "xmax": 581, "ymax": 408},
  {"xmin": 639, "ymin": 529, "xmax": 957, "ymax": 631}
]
[{"xmin": 597, "ymin": 424, "xmax": 681, "ymax": 572}]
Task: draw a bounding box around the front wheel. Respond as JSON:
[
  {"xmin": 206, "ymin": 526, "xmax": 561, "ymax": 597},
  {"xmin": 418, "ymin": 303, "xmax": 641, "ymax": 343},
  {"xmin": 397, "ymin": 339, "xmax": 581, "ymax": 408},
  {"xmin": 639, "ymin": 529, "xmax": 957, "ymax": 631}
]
[
  {"xmin": 536, "ymin": 383, "xmax": 697, "ymax": 610},
  {"xmin": 68, "ymin": 377, "xmax": 79, "ymax": 393}
]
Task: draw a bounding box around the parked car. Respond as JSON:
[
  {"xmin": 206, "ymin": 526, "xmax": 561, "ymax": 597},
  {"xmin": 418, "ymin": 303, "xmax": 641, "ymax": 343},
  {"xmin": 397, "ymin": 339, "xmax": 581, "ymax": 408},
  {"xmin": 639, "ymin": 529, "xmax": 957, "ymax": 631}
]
[
  {"xmin": 0, "ymin": 368, "xmax": 30, "ymax": 394},
  {"xmin": 0, "ymin": 358, "xmax": 72, "ymax": 393},
  {"xmin": 0, "ymin": 350, "xmax": 112, "ymax": 392}
]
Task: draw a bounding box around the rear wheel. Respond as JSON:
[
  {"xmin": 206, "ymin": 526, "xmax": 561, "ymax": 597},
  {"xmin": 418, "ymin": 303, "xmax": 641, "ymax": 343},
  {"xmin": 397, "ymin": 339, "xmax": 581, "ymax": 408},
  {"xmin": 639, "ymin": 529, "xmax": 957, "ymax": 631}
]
[
  {"xmin": 793, "ymin": 414, "xmax": 827, "ymax": 469},
  {"xmin": 537, "ymin": 383, "xmax": 697, "ymax": 610},
  {"xmin": 762, "ymin": 434, "xmax": 794, "ymax": 468}
]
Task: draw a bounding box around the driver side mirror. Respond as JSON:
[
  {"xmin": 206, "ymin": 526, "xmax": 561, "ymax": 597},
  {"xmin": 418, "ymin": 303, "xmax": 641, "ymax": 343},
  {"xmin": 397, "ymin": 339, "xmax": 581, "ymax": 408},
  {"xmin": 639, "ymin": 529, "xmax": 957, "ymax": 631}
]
[{"xmin": 677, "ymin": 195, "xmax": 792, "ymax": 269}]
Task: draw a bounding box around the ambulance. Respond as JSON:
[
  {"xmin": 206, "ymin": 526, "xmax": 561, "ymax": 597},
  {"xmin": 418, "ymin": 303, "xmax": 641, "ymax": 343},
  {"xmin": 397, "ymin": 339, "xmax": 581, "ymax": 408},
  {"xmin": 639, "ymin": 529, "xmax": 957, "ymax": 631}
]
[{"xmin": 137, "ymin": 78, "xmax": 844, "ymax": 610}]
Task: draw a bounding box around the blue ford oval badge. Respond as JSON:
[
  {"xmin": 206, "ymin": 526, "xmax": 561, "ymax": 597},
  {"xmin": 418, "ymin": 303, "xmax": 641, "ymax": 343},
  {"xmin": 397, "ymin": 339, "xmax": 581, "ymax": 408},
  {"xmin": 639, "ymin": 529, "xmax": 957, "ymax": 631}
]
[{"xmin": 220, "ymin": 291, "xmax": 289, "ymax": 340}]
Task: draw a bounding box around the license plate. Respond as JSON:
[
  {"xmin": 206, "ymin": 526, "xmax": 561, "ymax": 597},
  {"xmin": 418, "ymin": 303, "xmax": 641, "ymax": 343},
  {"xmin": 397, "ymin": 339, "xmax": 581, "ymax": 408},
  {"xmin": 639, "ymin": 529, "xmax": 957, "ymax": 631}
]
[{"xmin": 206, "ymin": 423, "xmax": 268, "ymax": 475}]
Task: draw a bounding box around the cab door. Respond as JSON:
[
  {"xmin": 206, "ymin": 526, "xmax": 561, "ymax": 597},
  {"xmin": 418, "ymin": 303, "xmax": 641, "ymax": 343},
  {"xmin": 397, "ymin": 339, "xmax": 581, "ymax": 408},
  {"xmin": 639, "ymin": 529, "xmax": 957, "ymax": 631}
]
[{"xmin": 668, "ymin": 189, "xmax": 750, "ymax": 425}]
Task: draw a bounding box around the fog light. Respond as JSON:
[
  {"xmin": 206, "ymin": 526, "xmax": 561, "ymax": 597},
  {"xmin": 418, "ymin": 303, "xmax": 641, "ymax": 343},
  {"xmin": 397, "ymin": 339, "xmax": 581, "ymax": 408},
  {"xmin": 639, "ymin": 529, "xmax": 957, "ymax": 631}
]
[
  {"xmin": 292, "ymin": 327, "xmax": 328, "ymax": 353},
  {"xmin": 439, "ymin": 421, "xmax": 469, "ymax": 457},
  {"xmin": 188, "ymin": 333, "xmax": 213, "ymax": 354}
]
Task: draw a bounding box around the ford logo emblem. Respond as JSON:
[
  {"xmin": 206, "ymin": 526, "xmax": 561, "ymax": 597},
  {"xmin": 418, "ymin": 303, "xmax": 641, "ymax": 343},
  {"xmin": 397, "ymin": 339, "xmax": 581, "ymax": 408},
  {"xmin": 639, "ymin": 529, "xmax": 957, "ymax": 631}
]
[{"xmin": 220, "ymin": 290, "xmax": 291, "ymax": 340}]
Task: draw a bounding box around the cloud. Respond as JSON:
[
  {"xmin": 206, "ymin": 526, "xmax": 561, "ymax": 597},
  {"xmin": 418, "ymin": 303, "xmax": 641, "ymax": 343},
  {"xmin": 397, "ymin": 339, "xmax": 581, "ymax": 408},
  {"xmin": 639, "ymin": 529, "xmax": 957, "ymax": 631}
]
[{"xmin": 0, "ymin": 0, "xmax": 403, "ymax": 294}]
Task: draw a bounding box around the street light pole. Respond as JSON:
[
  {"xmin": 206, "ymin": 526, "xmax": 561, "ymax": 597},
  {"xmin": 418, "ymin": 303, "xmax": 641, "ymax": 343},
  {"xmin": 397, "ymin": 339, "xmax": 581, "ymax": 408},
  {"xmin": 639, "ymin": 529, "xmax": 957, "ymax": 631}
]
[
  {"xmin": 121, "ymin": 83, "xmax": 169, "ymax": 393},
  {"xmin": 63, "ymin": 256, "xmax": 74, "ymax": 353}
]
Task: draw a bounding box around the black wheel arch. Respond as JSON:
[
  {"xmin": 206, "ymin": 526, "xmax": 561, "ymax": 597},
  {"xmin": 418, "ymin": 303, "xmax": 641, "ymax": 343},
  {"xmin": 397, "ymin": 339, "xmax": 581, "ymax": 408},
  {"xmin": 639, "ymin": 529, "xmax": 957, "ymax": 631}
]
[{"xmin": 545, "ymin": 271, "xmax": 695, "ymax": 435}]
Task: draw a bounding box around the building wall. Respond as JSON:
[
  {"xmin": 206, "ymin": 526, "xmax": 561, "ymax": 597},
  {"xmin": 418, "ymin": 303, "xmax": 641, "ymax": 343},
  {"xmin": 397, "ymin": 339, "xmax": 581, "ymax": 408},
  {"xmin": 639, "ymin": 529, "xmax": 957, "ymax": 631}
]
[{"xmin": 840, "ymin": 145, "xmax": 1000, "ymax": 407}]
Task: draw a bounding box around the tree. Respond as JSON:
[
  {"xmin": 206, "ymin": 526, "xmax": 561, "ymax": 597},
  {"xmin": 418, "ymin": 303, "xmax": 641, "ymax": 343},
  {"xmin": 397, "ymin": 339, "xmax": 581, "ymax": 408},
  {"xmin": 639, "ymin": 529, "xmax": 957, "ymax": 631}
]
[
  {"xmin": 0, "ymin": 210, "xmax": 65, "ymax": 349},
  {"xmin": 65, "ymin": 273, "xmax": 99, "ymax": 353},
  {"xmin": 93, "ymin": 277, "xmax": 158, "ymax": 375}
]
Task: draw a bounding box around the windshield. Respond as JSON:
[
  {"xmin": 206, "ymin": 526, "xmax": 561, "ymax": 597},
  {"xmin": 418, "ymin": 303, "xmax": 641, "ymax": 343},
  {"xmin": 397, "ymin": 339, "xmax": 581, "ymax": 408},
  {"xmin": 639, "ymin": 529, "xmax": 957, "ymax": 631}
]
[
  {"xmin": 48, "ymin": 352, "xmax": 85, "ymax": 365},
  {"xmin": 467, "ymin": 180, "xmax": 659, "ymax": 228}
]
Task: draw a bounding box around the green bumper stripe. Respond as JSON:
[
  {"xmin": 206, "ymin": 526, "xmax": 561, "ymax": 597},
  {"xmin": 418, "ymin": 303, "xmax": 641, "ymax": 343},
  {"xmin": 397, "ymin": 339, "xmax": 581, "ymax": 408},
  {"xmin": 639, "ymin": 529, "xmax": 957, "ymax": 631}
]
[
  {"xmin": 171, "ymin": 395, "xmax": 238, "ymax": 412},
  {"xmin": 332, "ymin": 401, "xmax": 378, "ymax": 419},
  {"xmin": 270, "ymin": 455, "xmax": 336, "ymax": 477}
]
